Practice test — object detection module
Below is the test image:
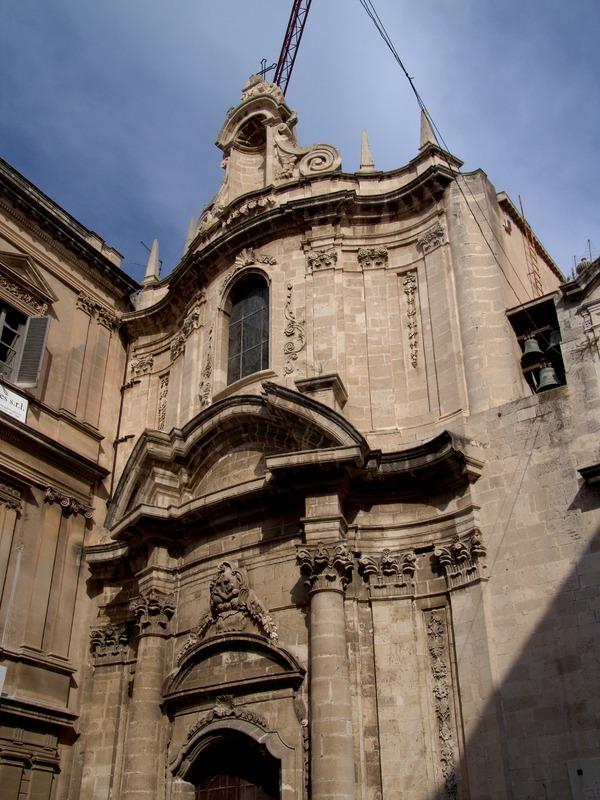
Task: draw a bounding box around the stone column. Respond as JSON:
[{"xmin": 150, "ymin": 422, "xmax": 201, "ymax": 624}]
[
  {"xmin": 121, "ymin": 590, "xmax": 175, "ymax": 800},
  {"xmin": 297, "ymin": 542, "xmax": 355, "ymax": 800}
]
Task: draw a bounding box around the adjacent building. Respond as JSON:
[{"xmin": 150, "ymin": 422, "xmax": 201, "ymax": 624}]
[{"xmin": 1, "ymin": 76, "xmax": 599, "ymax": 800}]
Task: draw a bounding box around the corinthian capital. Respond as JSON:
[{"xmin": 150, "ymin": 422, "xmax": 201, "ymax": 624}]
[
  {"xmin": 297, "ymin": 541, "xmax": 353, "ymax": 592},
  {"xmin": 130, "ymin": 589, "xmax": 176, "ymax": 636}
]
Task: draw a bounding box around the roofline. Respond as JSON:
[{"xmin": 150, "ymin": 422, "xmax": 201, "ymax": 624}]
[{"xmin": 0, "ymin": 156, "xmax": 139, "ymax": 296}]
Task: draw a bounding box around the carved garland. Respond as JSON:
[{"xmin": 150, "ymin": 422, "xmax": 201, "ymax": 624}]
[
  {"xmin": 403, "ymin": 271, "xmax": 419, "ymax": 368},
  {"xmin": 426, "ymin": 610, "xmax": 458, "ymax": 800},
  {"xmin": 199, "ymin": 326, "xmax": 213, "ymax": 409},
  {"xmin": 283, "ymin": 283, "xmax": 305, "ymax": 375},
  {"xmin": 45, "ymin": 486, "xmax": 93, "ymax": 519},
  {"xmin": 0, "ymin": 274, "xmax": 48, "ymax": 315},
  {"xmin": 157, "ymin": 373, "xmax": 169, "ymax": 431}
]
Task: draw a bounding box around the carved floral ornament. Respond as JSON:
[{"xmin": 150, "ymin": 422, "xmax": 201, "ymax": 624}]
[
  {"xmin": 220, "ymin": 249, "xmax": 277, "ymax": 297},
  {"xmin": 170, "ymin": 294, "xmax": 206, "ymax": 361},
  {"xmin": 305, "ymin": 248, "xmax": 337, "ymax": 274},
  {"xmin": 358, "ymin": 548, "xmax": 417, "ymax": 581},
  {"xmin": 76, "ymin": 291, "xmax": 119, "ymax": 329},
  {"xmin": 434, "ymin": 532, "xmax": 487, "ymax": 589},
  {"xmin": 357, "ymin": 246, "xmax": 388, "ymax": 270},
  {"xmin": 177, "ymin": 561, "xmax": 278, "ymax": 663},
  {"xmin": 297, "ymin": 541, "xmax": 353, "ymax": 592},
  {"xmin": 0, "ymin": 273, "xmax": 48, "ymax": 316},
  {"xmin": 417, "ymin": 222, "xmax": 445, "ymax": 255},
  {"xmin": 130, "ymin": 589, "xmax": 176, "ymax": 635},
  {"xmin": 199, "ymin": 325, "xmax": 213, "ymax": 409},
  {"xmin": 403, "ymin": 271, "xmax": 419, "ymax": 368},
  {"xmin": 283, "ymin": 283, "xmax": 305, "ymax": 375},
  {"xmin": 44, "ymin": 486, "xmax": 93, "ymax": 519},
  {"xmin": 89, "ymin": 623, "xmax": 130, "ymax": 662}
]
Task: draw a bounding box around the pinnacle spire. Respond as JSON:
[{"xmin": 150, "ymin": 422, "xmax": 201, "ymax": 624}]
[
  {"xmin": 359, "ymin": 129, "xmax": 376, "ymax": 173},
  {"xmin": 143, "ymin": 239, "xmax": 160, "ymax": 286},
  {"xmin": 419, "ymin": 110, "xmax": 439, "ymax": 150},
  {"xmin": 184, "ymin": 217, "xmax": 197, "ymax": 254}
]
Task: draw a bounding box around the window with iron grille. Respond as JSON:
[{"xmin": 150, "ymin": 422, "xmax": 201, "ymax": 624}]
[{"xmin": 227, "ymin": 277, "xmax": 269, "ymax": 385}]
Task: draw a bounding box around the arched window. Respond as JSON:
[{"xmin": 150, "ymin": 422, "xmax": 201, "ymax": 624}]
[{"xmin": 227, "ymin": 275, "xmax": 269, "ymax": 385}]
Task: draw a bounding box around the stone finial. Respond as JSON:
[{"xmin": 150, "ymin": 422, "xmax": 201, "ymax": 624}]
[
  {"xmin": 184, "ymin": 218, "xmax": 197, "ymax": 254},
  {"xmin": 297, "ymin": 541, "xmax": 353, "ymax": 592},
  {"xmin": 419, "ymin": 109, "xmax": 439, "ymax": 150},
  {"xmin": 359, "ymin": 129, "xmax": 376, "ymax": 173},
  {"xmin": 130, "ymin": 589, "xmax": 175, "ymax": 636},
  {"xmin": 142, "ymin": 239, "xmax": 160, "ymax": 286}
]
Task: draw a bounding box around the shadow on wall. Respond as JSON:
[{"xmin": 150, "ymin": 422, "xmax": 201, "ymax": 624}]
[{"xmin": 449, "ymin": 479, "xmax": 600, "ymax": 800}]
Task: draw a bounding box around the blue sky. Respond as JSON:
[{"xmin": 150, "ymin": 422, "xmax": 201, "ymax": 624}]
[{"xmin": 1, "ymin": 0, "xmax": 598, "ymax": 283}]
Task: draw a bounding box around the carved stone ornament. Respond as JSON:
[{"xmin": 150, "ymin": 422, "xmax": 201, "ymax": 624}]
[
  {"xmin": 44, "ymin": 486, "xmax": 93, "ymax": 519},
  {"xmin": 426, "ymin": 610, "xmax": 458, "ymax": 799},
  {"xmin": 306, "ymin": 248, "xmax": 337, "ymax": 274},
  {"xmin": 186, "ymin": 695, "xmax": 268, "ymax": 744},
  {"xmin": 170, "ymin": 332, "xmax": 186, "ymax": 360},
  {"xmin": 89, "ymin": 623, "xmax": 130, "ymax": 663},
  {"xmin": 358, "ymin": 548, "xmax": 417, "ymax": 596},
  {"xmin": 157, "ymin": 373, "xmax": 169, "ymax": 431},
  {"xmin": 96, "ymin": 306, "xmax": 119, "ymax": 330},
  {"xmin": 182, "ymin": 295, "xmax": 206, "ymax": 337},
  {"xmin": 178, "ymin": 562, "xmax": 278, "ymax": 661},
  {"xmin": 240, "ymin": 74, "xmax": 285, "ymax": 104},
  {"xmin": 434, "ymin": 532, "xmax": 487, "ymax": 590},
  {"xmin": 273, "ymin": 123, "xmax": 342, "ymax": 182},
  {"xmin": 223, "ymin": 195, "xmax": 276, "ymax": 230},
  {"xmin": 417, "ymin": 222, "xmax": 445, "ymax": 255},
  {"xmin": 76, "ymin": 291, "xmax": 97, "ymax": 317},
  {"xmin": 297, "ymin": 541, "xmax": 353, "ymax": 592},
  {"xmin": 0, "ymin": 274, "xmax": 48, "ymax": 315},
  {"xmin": 357, "ymin": 246, "xmax": 388, "ymax": 270},
  {"xmin": 283, "ymin": 283, "xmax": 305, "ymax": 375},
  {"xmin": 130, "ymin": 589, "xmax": 176, "ymax": 636},
  {"xmin": 403, "ymin": 271, "xmax": 419, "ymax": 368},
  {"xmin": 0, "ymin": 482, "xmax": 22, "ymax": 514},
  {"xmin": 199, "ymin": 326, "xmax": 213, "ymax": 409},
  {"xmin": 220, "ymin": 249, "xmax": 276, "ymax": 297},
  {"xmin": 130, "ymin": 354, "xmax": 154, "ymax": 376}
]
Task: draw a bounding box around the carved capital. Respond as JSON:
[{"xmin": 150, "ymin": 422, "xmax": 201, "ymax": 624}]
[
  {"xmin": 297, "ymin": 541, "xmax": 353, "ymax": 593},
  {"xmin": 44, "ymin": 486, "xmax": 93, "ymax": 519},
  {"xmin": 358, "ymin": 548, "xmax": 417, "ymax": 596},
  {"xmin": 76, "ymin": 291, "xmax": 96, "ymax": 316},
  {"xmin": 0, "ymin": 483, "xmax": 23, "ymax": 514},
  {"xmin": 357, "ymin": 246, "xmax": 388, "ymax": 269},
  {"xmin": 434, "ymin": 532, "xmax": 487, "ymax": 589},
  {"xmin": 90, "ymin": 623, "xmax": 130, "ymax": 664},
  {"xmin": 96, "ymin": 306, "xmax": 119, "ymax": 330},
  {"xmin": 417, "ymin": 222, "xmax": 445, "ymax": 255},
  {"xmin": 306, "ymin": 248, "xmax": 337, "ymax": 274},
  {"xmin": 130, "ymin": 354, "xmax": 154, "ymax": 376},
  {"xmin": 130, "ymin": 589, "xmax": 176, "ymax": 636}
]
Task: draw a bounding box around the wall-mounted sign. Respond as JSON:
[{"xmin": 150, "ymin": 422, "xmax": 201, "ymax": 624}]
[{"xmin": 0, "ymin": 382, "xmax": 28, "ymax": 423}]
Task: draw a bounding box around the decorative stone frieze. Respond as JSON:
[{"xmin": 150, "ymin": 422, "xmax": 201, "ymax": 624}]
[
  {"xmin": 426, "ymin": 610, "xmax": 458, "ymax": 800},
  {"xmin": 283, "ymin": 282, "xmax": 305, "ymax": 375},
  {"xmin": 44, "ymin": 486, "xmax": 93, "ymax": 519},
  {"xmin": 130, "ymin": 354, "xmax": 154, "ymax": 376},
  {"xmin": 403, "ymin": 270, "xmax": 419, "ymax": 368},
  {"xmin": 76, "ymin": 291, "xmax": 96, "ymax": 316},
  {"xmin": 358, "ymin": 548, "xmax": 417, "ymax": 596},
  {"xmin": 186, "ymin": 695, "xmax": 268, "ymax": 741},
  {"xmin": 199, "ymin": 326, "xmax": 213, "ymax": 409},
  {"xmin": 306, "ymin": 248, "xmax": 337, "ymax": 274},
  {"xmin": 357, "ymin": 246, "xmax": 388, "ymax": 269},
  {"xmin": 0, "ymin": 274, "xmax": 48, "ymax": 315},
  {"xmin": 434, "ymin": 532, "xmax": 487, "ymax": 589},
  {"xmin": 89, "ymin": 623, "xmax": 130, "ymax": 664},
  {"xmin": 130, "ymin": 589, "xmax": 176, "ymax": 636},
  {"xmin": 0, "ymin": 482, "xmax": 22, "ymax": 513},
  {"xmin": 179, "ymin": 562, "xmax": 277, "ymax": 660},
  {"xmin": 157, "ymin": 373, "xmax": 169, "ymax": 431},
  {"xmin": 417, "ymin": 222, "xmax": 445, "ymax": 255},
  {"xmin": 297, "ymin": 541, "xmax": 353, "ymax": 592}
]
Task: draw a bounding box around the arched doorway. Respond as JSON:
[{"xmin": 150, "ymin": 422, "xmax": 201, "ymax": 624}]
[{"xmin": 190, "ymin": 731, "xmax": 280, "ymax": 800}]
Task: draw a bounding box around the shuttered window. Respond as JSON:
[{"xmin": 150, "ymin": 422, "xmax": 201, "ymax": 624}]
[{"xmin": 0, "ymin": 302, "xmax": 49, "ymax": 388}]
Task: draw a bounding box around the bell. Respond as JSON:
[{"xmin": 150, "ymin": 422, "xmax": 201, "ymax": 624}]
[
  {"xmin": 521, "ymin": 336, "xmax": 543, "ymax": 367},
  {"xmin": 537, "ymin": 364, "xmax": 560, "ymax": 391},
  {"xmin": 546, "ymin": 329, "xmax": 562, "ymax": 360}
]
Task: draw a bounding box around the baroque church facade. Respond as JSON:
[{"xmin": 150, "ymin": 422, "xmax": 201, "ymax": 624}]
[{"xmin": 0, "ymin": 76, "xmax": 599, "ymax": 800}]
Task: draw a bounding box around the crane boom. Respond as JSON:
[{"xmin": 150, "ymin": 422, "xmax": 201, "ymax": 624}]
[{"xmin": 274, "ymin": 0, "xmax": 313, "ymax": 95}]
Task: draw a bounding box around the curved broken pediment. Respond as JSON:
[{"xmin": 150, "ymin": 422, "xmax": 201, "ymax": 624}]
[{"xmin": 106, "ymin": 382, "xmax": 369, "ymax": 532}]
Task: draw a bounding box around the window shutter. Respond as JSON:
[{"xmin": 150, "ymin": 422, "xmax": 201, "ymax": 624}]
[{"xmin": 15, "ymin": 316, "xmax": 49, "ymax": 388}]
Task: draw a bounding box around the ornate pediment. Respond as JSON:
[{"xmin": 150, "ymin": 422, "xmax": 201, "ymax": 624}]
[{"xmin": 0, "ymin": 251, "xmax": 57, "ymax": 315}]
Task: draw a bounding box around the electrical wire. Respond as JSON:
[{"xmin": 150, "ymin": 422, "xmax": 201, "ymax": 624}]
[{"xmin": 357, "ymin": 0, "xmax": 546, "ymax": 308}]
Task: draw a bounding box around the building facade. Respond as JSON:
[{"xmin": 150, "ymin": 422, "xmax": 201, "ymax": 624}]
[{"xmin": 1, "ymin": 76, "xmax": 599, "ymax": 800}]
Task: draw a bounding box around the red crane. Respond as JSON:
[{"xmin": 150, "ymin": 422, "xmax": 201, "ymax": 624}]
[{"xmin": 274, "ymin": 0, "xmax": 313, "ymax": 95}]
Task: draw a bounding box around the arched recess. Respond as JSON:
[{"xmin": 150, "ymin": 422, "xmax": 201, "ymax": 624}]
[{"xmin": 106, "ymin": 382, "xmax": 369, "ymax": 532}]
